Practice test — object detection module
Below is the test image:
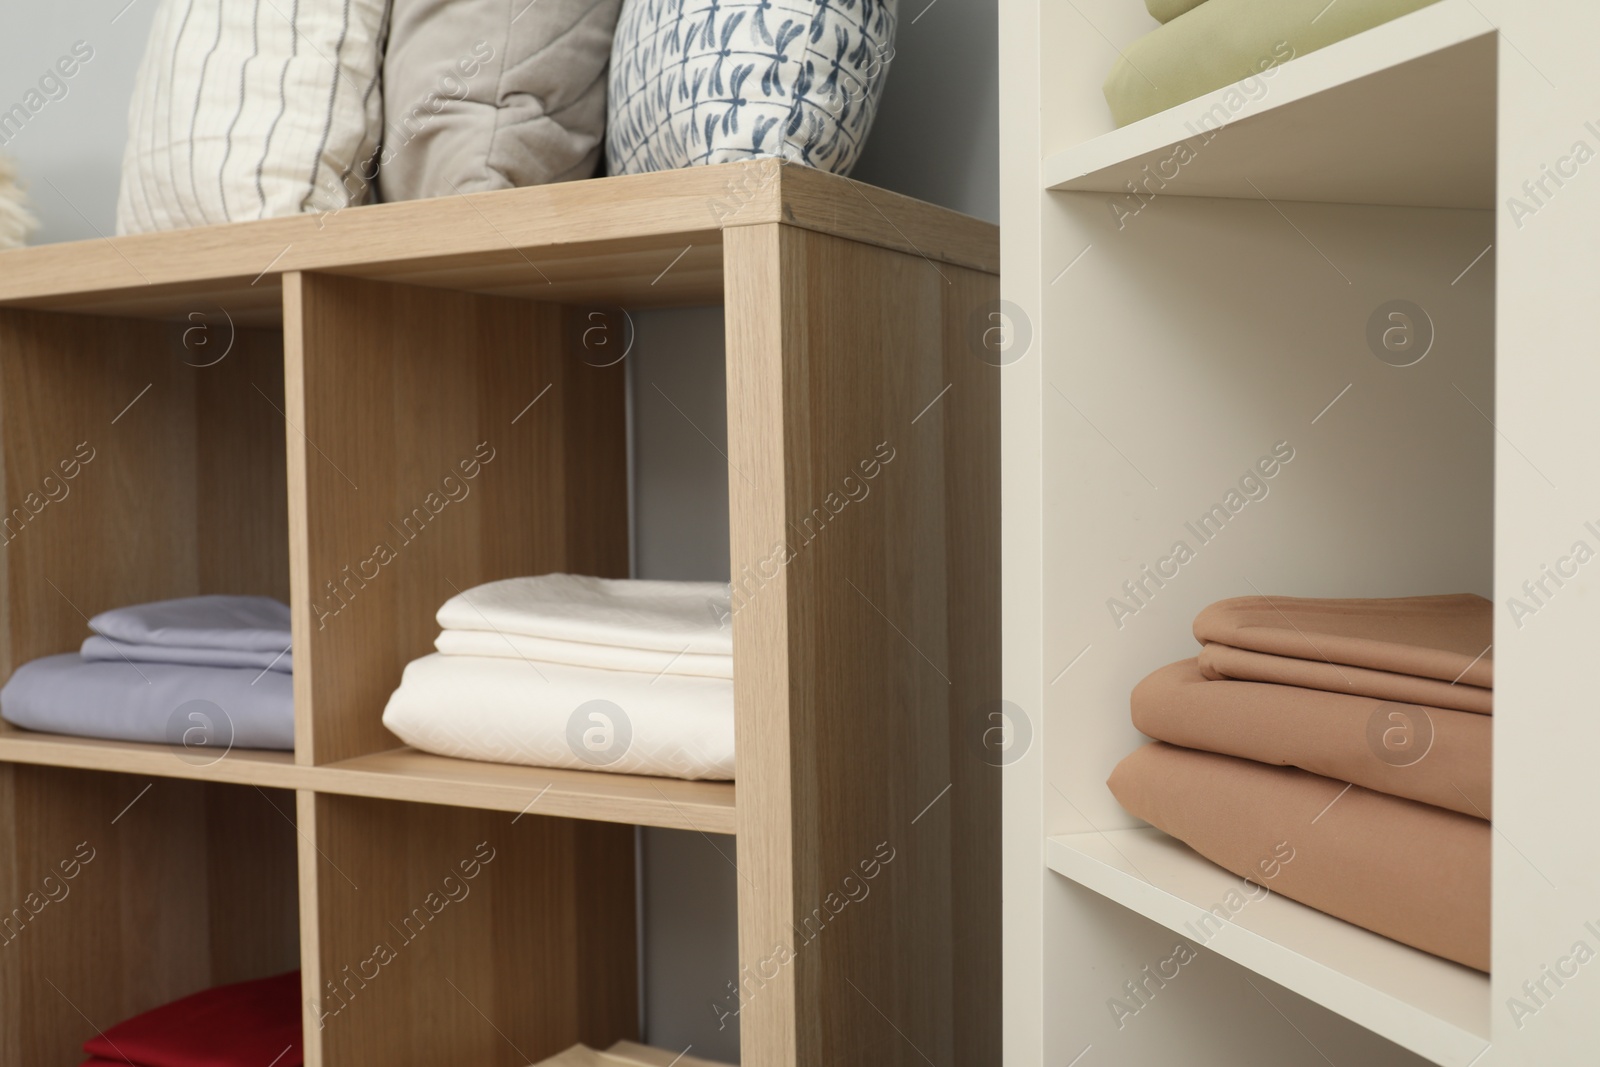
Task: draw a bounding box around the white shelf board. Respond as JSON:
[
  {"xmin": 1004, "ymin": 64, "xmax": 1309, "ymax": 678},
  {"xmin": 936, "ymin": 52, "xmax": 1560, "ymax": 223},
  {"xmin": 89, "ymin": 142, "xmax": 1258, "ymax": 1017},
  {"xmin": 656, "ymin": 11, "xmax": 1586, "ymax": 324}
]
[
  {"xmin": 1047, "ymin": 828, "xmax": 1489, "ymax": 1066},
  {"xmin": 1044, "ymin": 1, "xmax": 1496, "ymax": 208}
]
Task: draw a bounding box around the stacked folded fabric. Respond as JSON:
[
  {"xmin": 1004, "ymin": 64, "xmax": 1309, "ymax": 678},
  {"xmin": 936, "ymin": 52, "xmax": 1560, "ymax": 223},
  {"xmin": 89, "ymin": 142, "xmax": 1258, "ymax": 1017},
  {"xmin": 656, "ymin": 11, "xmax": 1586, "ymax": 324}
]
[
  {"xmin": 1104, "ymin": 0, "xmax": 1441, "ymax": 127},
  {"xmin": 382, "ymin": 574, "xmax": 735, "ymax": 780},
  {"xmin": 532, "ymin": 1041, "xmax": 731, "ymax": 1066},
  {"xmin": 1, "ymin": 596, "xmax": 294, "ymax": 750},
  {"xmin": 80, "ymin": 970, "xmax": 301, "ymax": 1066},
  {"xmin": 1109, "ymin": 594, "xmax": 1492, "ymax": 970}
]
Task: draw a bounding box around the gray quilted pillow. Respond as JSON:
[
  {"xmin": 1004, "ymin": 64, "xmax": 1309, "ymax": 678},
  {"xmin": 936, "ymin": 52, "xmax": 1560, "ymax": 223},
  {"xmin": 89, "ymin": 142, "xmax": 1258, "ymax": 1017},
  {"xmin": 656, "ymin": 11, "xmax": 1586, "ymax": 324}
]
[{"xmin": 378, "ymin": 0, "xmax": 623, "ymax": 200}]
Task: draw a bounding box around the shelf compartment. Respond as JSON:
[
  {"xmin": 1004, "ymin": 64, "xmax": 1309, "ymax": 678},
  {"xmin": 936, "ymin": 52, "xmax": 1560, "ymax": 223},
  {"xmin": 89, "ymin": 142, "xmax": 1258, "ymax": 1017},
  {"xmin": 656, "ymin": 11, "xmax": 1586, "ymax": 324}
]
[
  {"xmin": 1044, "ymin": 0, "xmax": 1495, "ymax": 209},
  {"xmin": 318, "ymin": 747, "xmax": 735, "ymax": 835},
  {"xmin": 298, "ymin": 791, "xmax": 636, "ymax": 1066},
  {"xmin": 0, "ymin": 306, "xmax": 291, "ymax": 744},
  {"xmin": 285, "ymin": 271, "xmax": 629, "ymax": 767},
  {"xmin": 0, "ymin": 767, "xmax": 299, "ymax": 1066},
  {"xmin": 1047, "ymin": 828, "xmax": 1489, "ymax": 1067}
]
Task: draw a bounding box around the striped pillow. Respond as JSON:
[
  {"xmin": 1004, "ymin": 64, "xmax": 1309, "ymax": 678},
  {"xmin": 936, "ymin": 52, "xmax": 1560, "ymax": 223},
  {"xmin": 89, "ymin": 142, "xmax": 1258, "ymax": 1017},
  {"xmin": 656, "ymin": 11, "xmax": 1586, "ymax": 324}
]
[{"xmin": 116, "ymin": 0, "xmax": 389, "ymax": 235}]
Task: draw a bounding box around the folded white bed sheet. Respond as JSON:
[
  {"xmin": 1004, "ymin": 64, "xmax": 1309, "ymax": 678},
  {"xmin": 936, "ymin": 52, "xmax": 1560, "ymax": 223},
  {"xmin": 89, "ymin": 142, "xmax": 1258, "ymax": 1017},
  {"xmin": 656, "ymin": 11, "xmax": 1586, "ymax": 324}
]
[
  {"xmin": 434, "ymin": 629, "xmax": 730, "ymax": 679},
  {"xmin": 382, "ymin": 653, "xmax": 734, "ymax": 780},
  {"xmin": 437, "ymin": 575, "xmax": 731, "ymax": 656},
  {"xmin": 81, "ymin": 636, "xmax": 293, "ymax": 673},
  {"xmin": 89, "ymin": 595, "xmax": 292, "ymax": 654},
  {"xmin": 1, "ymin": 653, "xmax": 294, "ymax": 750}
]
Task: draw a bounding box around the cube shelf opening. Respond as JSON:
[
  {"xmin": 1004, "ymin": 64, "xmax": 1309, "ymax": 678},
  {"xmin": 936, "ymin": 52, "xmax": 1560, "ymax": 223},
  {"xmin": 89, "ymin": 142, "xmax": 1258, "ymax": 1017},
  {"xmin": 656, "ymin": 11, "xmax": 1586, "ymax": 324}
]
[{"xmin": 0, "ymin": 769, "xmax": 299, "ymax": 1066}]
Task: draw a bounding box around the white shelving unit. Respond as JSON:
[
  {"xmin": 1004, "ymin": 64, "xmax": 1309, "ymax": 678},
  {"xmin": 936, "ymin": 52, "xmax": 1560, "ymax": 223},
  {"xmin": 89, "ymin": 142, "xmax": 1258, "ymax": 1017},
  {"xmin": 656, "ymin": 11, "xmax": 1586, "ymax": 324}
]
[
  {"xmin": 1047, "ymin": 830, "xmax": 1488, "ymax": 1065},
  {"xmin": 1001, "ymin": 1, "xmax": 1600, "ymax": 1064}
]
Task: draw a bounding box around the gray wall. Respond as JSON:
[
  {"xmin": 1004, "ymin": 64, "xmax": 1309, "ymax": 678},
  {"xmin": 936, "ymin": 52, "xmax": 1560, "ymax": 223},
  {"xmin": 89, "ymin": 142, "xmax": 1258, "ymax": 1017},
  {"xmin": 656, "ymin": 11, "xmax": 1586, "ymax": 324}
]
[
  {"xmin": 0, "ymin": 3, "xmax": 158, "ymax": 243},
  {"xmin": 1, "ymin": 1, "xmax": 997, "ymax": 1061}
]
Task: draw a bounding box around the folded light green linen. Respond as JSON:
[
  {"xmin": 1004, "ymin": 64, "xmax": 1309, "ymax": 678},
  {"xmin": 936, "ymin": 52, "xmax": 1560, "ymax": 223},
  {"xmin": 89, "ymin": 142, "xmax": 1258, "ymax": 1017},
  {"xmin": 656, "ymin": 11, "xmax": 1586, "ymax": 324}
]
[
  {"xmin": 1106, "ymin": 0, "xmax": 1441, "ymax": 127},
  {"xmin": 1146, "ymin": 0, "xmax": 1208, "ymax": 23}
]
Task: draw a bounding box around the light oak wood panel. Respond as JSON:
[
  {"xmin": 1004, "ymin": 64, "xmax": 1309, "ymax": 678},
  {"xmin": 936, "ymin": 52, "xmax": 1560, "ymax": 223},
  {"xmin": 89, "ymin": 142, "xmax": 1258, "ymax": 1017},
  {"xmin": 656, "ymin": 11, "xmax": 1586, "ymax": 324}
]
[
  {"xmin": 0, "ymin": 733, "xmax": 303, "ymax": 787},
  {"xmin": 316, "ymin": 747, "xmax": 736, "ymax": 834},
  {"xmin": 777, "ymin": 163, "xmax": 1002, "ymax": 276},
  {"xmin": 203, "ymin": 783, "xmax": 301, "ymax": 983},
  {"xmin": 939, "ymin": 262, "xmax": 1004, "ymax": 1067},
  {"xmin": 724, "ymin": 225, "xmax": 1000, "ymax": 1067},
  {"xmin": 0, "ymin": 769, "xmax": 299, "ymax": 1066},
  {"xmin": 297, "ymin": 792, "xmax": 637, "ymax": 1067},
  {"xmin": 0, "ymin": 736, "xmax": 735, "ymax": 832},
  {"xmin": 283, "ymin": 272, "xmax": 629, "ymax": 766},
  {"xmin": 0, "ymin": 309, "xmax": 202, "ymax": 679},
  {"xmin": 0, "ymin": 163, "xmax": 997, "ymax": 323},
  {"xmin": 0, "ymin": 309, "xmax": 291, "ymax": 683},
  {"xmin": 196, "ymin": 328, "xmax": 292, "ymax": 602}
]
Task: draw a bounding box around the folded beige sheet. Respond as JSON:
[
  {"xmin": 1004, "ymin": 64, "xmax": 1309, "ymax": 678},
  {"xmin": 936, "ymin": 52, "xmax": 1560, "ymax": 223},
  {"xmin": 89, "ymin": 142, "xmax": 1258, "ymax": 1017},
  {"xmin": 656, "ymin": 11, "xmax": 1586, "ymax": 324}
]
[
  {"xmin": 1197, "ymin": 642, "xmax": 1491, "ymax": 715},
  {"xmin": 1108, "ymin": 743, "xmax": 1489, "ymax": 971},
  {"xmin": 1193, "ymin": 594, "xmax": 1493, "ymax": 688},
  {"xmin": 1133, "ymin": 659, "xmax": 1490, "ymax": 816}
]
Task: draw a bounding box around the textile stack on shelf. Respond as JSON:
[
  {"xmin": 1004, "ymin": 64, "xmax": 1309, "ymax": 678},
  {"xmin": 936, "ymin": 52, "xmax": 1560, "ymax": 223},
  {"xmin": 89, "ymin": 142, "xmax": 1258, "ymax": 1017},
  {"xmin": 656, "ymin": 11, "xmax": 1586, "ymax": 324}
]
[
  {"xmin": 383, "ymin": 574, "xmax": 736, "ymax": 779},
  {"xmin": 1, "ymin": 595, "xmax": 293, "ymax": 750},
  {"xmin": 78, "ymin": 972, "xmax": 302, "ymax": 1067},
  {"xmin": 1102, "ymin": 0, "xmax": 1441, "ymax": 125},
  {"xmin": 1110, "ymin": 594, "xmax": 1493, "ymax": 970}
]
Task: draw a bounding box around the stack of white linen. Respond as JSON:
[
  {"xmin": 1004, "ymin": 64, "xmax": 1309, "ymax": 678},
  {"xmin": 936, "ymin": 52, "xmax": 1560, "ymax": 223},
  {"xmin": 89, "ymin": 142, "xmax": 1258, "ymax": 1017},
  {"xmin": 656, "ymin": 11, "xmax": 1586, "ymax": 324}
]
[
  {"xmin": 382, "ymin": 574, "xmax": 735, "ymax": 780},
  {"xmin": 1, "ymin": 595, "xmax": 294, "ymax": 749}
]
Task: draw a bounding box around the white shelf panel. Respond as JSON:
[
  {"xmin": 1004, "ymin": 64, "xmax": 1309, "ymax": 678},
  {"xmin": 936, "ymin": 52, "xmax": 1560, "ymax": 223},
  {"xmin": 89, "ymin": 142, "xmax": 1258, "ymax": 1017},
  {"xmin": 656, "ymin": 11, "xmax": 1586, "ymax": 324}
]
[
  {"xmin": 1047, "ymin": 828, "xmax": 1489, "ymax": 1066},
  {"xmin": 1043, "ymin": 1, "xmax": 1495, "ymax": 208}
]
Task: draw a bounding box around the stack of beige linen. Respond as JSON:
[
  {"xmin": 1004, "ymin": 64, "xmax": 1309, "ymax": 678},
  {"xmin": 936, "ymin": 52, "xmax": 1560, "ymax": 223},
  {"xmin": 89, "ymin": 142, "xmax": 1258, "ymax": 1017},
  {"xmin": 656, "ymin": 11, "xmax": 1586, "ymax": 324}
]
[{"xmin": 1110, "ymin": 594, "xmax": 1492, "ymax": 970}]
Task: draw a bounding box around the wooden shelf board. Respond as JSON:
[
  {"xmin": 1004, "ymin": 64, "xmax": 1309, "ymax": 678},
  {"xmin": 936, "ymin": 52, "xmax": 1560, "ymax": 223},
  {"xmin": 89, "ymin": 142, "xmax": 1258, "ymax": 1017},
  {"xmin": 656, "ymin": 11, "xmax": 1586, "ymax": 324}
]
[
  {"xmin": 0, "ymin": 732, "xmax": 734, "ymax": 833},
  {"xmin": 0, "ymin": 729, "xmax": 305, "ymax": 788},
  {"xmin": 1047, "ymin": 828, "xmax": 1489, "ymax": 1066},
  {"xmin": 0, "ymin": 161, "xmax": 996, "ymax": 323},
  {"xmin": 1044, "ymin": 1, "xmax": 1496, "ymax": 209},
  {"xmin": 315, "ymin": 747, "xmax": 736, "ymax": 835}
]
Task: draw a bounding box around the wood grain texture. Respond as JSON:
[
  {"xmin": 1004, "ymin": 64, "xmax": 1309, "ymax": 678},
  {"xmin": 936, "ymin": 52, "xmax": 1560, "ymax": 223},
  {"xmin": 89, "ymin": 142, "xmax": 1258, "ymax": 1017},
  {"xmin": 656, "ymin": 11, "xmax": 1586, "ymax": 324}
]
[
  {"xmin": 0, "ymin": 309, "xmax": 291, "ymax": 685},
  {"xmin": 297, "ymin": 792, "xmax": 637, "ymax": 1067},
  {"xmin": 0, "ymin": 737, "xmax": 735, "ymax": 833},
  {"xmin": 0, "ymin": 769, "xmax": 299, "ymax": 1066},
  {"xmin": 0, "ymin": 162, "xmax": 996, "ymax": 324},
  {"xmin": 0, "ymin": 309, "xmax": 200, "ymax": 680},
  {"xmin": 195, "ymin": 327, "xmax": 291, "ymax": 602},
  {"xmin": 0, "ymin": 733, "xmax": 302, "ymax": 787},
  {"xmin": 316, "ymin": 747, "xmax": 736, "ymax": 834},
  {"xmin": 724, "ymin": 225, "xmax": 1000, "ymax": 1067},
  {"xmin": 283, "ymin": 272, "xmax": 629, "ymax": 765}
]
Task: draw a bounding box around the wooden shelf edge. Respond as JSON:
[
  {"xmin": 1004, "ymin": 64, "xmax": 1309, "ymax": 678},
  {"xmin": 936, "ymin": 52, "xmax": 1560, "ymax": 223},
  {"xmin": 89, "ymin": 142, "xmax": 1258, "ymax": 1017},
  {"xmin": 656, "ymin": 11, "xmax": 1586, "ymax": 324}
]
[
  {"xmin": 1046, "ymin": 829, "xmax": 1489, "ymax": 1067},
  {"xmin": 1042, "ymin": 0, "xmax": 1496, "ymax": 208},
  {"xmin": 315, "ymin": 747, "xmax": 737, "ymax": 835},
  {"xmin": 0, "ymin": 160, "xmax": 997, "ymax": 317},
  {"xmin": 0, "ymin": 731, "xmax": 305, "ymax": 789},
  {"xmin": 771, "ymin": 163, "xmax": 1000, "ymax": 276},
  {"xmin": 0, "ymin": 733, "xmax": 735, "ymax": 834}
]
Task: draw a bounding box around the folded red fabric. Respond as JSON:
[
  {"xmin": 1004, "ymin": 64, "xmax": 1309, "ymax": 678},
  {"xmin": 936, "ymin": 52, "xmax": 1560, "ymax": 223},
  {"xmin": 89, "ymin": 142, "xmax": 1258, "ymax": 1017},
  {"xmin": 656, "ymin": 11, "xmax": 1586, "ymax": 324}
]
[{"xmin": 83, "ymin": 971, "xmax": 301, "ymax": 1067}]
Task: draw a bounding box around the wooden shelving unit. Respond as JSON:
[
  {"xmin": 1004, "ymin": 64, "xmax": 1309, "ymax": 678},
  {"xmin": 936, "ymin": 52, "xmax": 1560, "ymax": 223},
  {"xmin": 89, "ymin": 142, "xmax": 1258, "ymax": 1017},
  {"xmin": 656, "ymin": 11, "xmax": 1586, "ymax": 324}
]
[
  {"xmin": 0, "ymin": 159, "xmax": 1000, "ymax": 1067},
  {"xmin": 1003, "ymin": 1, "xmax": 1600, "ymax": 1065}
]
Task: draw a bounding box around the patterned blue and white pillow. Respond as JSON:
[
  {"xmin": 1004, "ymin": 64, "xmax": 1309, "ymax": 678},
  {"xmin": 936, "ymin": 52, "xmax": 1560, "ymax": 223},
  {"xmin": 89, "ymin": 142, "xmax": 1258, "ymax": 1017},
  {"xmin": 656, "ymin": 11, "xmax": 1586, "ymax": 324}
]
[{"xmin": 607, "ymin": 0, "xmax": 896, "ymax": 175}]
